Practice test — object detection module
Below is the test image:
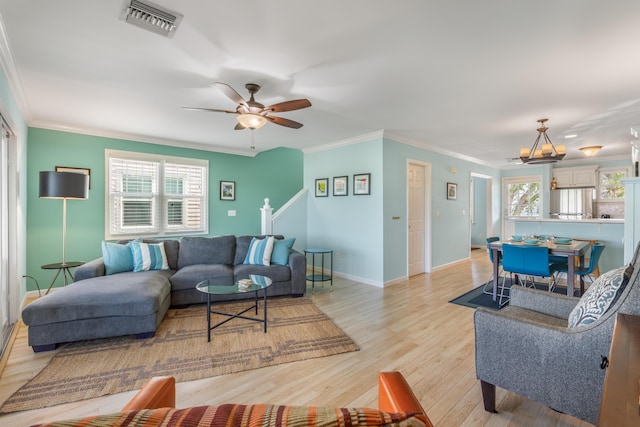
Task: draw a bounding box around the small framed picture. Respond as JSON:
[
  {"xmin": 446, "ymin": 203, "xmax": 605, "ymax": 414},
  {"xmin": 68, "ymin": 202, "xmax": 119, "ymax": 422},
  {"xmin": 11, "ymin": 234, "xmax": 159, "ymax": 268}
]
[
  {"xmin": 447, "ymin": 182, "xmax": 457, "ymax": 200},
  {"xmin": 315, "ymin": 178, "xmax": 328, "ymax": 197},
  {"xmin": 333, "ymin": 176, "xmax": 348, "ymax": 196},
  {"xmin": 55, "ymin": 166, "xmax": 91, "ymax": 189},
  {"xmin": 353, "ymin": 173, "xmax": 371, "ymax": 195},
  {"xmin": 220, "ymin": 181, "xmax": 236, "ymax": 201}
]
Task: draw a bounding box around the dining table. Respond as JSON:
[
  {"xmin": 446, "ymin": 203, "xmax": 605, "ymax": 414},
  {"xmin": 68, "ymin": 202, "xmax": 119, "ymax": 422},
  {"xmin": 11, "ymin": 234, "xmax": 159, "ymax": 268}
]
[{"xmin": 487, "ymin": 239, "xmax": 590, "ymax": 301}]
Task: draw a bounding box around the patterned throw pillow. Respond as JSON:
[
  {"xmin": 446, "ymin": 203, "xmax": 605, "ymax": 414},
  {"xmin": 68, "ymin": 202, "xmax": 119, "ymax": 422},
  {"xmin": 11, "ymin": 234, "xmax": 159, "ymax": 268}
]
[
  {"xmin": 243, "ymin": 236, "xmax": 275, "ymax": 266},
  {"xmin": 32, "ymin": 404, "xmax": 427, "ymax": 427},
  {"xmin": 130, "ymin": 241, "xmax": 169, "ymax": 272},
  {"xmin": 568, "ymin": 264, "xmax": 634, "ymax": 328}
]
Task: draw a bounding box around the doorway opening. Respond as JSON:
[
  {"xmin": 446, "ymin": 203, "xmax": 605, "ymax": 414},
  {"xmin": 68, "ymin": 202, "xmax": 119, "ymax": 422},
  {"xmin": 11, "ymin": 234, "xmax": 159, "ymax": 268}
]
[{"xmin": 470, "ymin": 173, "xmax": 494, "ymax": 251}]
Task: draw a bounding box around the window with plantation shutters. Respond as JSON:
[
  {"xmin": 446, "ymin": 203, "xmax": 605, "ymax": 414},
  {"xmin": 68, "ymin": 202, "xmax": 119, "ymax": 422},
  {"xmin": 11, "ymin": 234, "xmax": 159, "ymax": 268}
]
[{"xmin": 106, "ymin": 150, "xmax": 208, "ymax": 239}]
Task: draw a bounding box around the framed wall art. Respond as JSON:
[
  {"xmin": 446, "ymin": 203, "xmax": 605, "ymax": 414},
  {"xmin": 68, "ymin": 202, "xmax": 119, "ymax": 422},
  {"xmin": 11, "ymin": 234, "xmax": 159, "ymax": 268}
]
[
  {"xmin": 447, "ymin": 182, "xmax": 457, "ymax": 200},
  {"xmin": 220, "ymin": 180, "xmax": 236, "ymax": 201},
  {"xmin": 315, "ymin": 178, "xmax": 328, "ymax": 197},
  {"xmin": 353, "ymin": 173, "xmax": 371, "ymax": 195},
  {"xmin": 55, "ymin": 166, "xmax": 91, "ymax": 189},
  {"xmin": 333, "ymin": 176, "xmax": 348, "ymax": 196}
]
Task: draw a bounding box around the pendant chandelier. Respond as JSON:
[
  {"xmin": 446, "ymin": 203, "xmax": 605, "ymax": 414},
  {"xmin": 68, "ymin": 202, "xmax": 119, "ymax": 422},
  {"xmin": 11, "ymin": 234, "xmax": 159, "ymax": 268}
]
[{"xmin": 519, "ymin": 118, "xmax": 566, "ymax": 164}]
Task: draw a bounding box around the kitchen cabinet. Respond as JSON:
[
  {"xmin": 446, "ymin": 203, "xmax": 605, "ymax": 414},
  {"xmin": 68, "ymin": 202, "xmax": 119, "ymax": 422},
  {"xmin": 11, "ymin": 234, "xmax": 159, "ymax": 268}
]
[{"xmin": 553, "ymin": 165, "xmax": 598, "ymax": 188}]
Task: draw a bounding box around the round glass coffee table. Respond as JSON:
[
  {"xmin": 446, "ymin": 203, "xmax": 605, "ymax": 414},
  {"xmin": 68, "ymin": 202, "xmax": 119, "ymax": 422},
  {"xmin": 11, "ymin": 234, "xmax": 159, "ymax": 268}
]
[{"xmin": 195, "ymin": 275, "xmax": 273, "ymax": 342}]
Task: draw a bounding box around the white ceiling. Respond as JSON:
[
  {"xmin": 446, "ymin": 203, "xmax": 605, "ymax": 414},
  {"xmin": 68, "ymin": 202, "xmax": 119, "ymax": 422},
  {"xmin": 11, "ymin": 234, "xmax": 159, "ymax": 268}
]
[{"xmin": 1, "ymin": 0, "xmax": 640, "ymax": 167}]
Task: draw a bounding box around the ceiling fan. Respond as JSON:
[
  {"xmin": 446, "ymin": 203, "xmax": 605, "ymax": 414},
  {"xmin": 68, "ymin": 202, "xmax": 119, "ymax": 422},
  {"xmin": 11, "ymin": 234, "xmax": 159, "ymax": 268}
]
[{"xmin": 183, "ymin": 82, "xmax": 311, "ymax": 130}]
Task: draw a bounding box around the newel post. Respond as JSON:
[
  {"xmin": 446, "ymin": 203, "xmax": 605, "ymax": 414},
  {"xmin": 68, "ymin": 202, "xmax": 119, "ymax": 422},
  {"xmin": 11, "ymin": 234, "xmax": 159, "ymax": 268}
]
[{"xmin": 261, "ymin": 198, "xmax": 273, "ymax": 235}]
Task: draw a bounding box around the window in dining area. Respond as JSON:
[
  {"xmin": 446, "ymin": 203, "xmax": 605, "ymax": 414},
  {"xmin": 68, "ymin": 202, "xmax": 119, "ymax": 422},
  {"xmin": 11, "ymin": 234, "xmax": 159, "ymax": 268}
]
[
  {"xmin": 598, "ymin": 167, "xmax": 628, "ymax": 200},
  {"xmin": 506, "ymin": 179, "xmax": 541, "ymax": 218},
  {"xmin": 596, "ymin": 166, "xmax": 630, "ymax": 219}
]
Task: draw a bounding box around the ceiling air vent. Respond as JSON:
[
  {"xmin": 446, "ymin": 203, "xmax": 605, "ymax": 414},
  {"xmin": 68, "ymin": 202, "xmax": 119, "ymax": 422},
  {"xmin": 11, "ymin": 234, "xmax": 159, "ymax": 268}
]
[{"xmin": 122, "ymin": 0, "xmax": 183, "ymax": 38}]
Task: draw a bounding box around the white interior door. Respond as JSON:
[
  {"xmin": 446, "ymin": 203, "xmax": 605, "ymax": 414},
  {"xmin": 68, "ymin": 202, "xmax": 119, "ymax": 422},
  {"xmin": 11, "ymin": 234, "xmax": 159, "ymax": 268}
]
[{"xmin": 408, "ymin": 163, "xmax": 425, "ymax": 276}]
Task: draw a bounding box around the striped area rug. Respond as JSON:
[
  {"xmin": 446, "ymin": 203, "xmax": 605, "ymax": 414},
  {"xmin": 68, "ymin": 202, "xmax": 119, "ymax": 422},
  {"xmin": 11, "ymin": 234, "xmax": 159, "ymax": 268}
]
[{"xmin": 1, "ymin": 297, "xmax": 358, "ymax": 413}]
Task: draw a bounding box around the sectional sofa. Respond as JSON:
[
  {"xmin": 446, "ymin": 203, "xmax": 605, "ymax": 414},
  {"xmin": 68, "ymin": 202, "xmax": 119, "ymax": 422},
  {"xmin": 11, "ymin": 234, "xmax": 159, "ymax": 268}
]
[{"xmin": 22, "ymin": 235, "xmax": 306, "ymax": 352}]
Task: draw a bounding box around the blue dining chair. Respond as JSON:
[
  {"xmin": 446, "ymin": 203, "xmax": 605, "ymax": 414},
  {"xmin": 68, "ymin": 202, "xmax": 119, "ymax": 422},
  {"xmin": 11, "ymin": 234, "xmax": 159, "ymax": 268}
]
[
  {"xmin": 551, "ymin": 243, "xmax": 605, "ymax": 295},
  {"xmin": 501, "ymin": 244, "xmax": 560, "ymax": 291},
  {"xmin": 483, "ymin": 237, "xmax": 509, "ymax": 306}
]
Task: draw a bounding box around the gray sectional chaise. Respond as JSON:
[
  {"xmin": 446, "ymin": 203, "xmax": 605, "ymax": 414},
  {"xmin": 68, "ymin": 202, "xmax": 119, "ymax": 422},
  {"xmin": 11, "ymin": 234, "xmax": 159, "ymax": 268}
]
[{"xmin": 22, "ymin": 235, "xmax": 306, "ymax": 352}]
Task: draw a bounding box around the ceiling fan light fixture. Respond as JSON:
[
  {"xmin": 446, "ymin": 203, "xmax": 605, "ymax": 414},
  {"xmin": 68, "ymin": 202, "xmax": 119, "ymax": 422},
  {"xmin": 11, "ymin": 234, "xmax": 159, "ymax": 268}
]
[
  {"xmin": 237, "ymin": 113, "xmax": 267, "ymax": 129},
  {"xmin": 519, "ymin": 118, "xmax": 566, "ymax": 164},
  {"xmin": 579, "ymin": 146, "xmax": 602, "ymax": 157}
]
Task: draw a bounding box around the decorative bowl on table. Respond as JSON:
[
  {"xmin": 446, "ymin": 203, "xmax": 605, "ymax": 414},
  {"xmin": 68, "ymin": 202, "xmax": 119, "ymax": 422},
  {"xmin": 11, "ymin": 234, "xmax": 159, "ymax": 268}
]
[
  {"xmin": 555, "ymin": 237, "xmax": 572, "ymax": 244},
  {"xmin": 512, "ymin": 235, "xmax": 523, "ymax": 242},
  {"xmin": 524, "ymin": 238, "xmax": 540, "ymax": 245}
]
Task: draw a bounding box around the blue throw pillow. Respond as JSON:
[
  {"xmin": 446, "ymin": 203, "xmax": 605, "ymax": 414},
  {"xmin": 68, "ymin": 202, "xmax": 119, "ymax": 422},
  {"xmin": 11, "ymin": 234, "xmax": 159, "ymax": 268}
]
[
  {"xmin": 130, "ymin": 241, "xmax": 169, "ymax": 272},
  {"xmin": 243, "ymin": 236, "xmax": 275, "ymax": 266},
  {"xmin": 271, "ymin": 238, "xmax": 296, "ymax": 266},
  {"xmin": 101, "ymin": 241, "xmax": 133, "ymax": 275}
]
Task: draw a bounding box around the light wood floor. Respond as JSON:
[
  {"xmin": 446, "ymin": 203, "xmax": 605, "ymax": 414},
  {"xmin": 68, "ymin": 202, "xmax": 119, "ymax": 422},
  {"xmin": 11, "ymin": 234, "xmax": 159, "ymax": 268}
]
[{"xmin": 0, "ymin": 250, "xmax": 593, "ymax": 426}]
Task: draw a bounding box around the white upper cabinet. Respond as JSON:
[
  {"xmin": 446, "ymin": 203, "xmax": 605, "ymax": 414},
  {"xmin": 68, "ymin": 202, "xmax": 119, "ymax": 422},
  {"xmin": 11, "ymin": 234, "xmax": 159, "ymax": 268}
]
[{"xmin": 553, "ymin": 165, "xmax": 598, "ymax": 188}]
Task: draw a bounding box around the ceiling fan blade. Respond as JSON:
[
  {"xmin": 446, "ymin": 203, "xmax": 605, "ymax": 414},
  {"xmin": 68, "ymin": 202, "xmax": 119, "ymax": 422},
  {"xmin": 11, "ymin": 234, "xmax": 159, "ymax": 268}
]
[
  {"xmin": 265, "ymin": 99, "xmax": 312, "ymax": 113},
  {"xmin": 214, "ymin": 82, "xmax": 247, "ymax": 106},
  {"xmin": 182, "ymin": 107, "xmax": 238, "ymax": 114},
  {"xmin": 267, "ymin": 115, "xmax": 304, "ymax": 129}
]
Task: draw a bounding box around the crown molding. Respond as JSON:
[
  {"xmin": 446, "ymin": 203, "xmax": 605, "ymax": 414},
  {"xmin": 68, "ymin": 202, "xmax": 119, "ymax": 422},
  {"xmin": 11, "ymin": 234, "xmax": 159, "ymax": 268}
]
[
  {"xmin": 301, "ymin": 130, "xmax": 384, "ymax": 154},
  {"xmin": 383, "ymin": 131, "xmax": 495, "ymax": 168},
  {"xmin": 33, "ymin": 121, "xmax": 258, "ymax": 157},
  {"xmin": 303, "ymin": 128, "xmax": 503, "ymax": 168}
]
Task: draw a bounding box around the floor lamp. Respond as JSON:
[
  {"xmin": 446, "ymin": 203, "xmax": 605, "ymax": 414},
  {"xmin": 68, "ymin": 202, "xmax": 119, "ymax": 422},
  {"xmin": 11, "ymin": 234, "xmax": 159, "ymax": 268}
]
[{"xmin": 39, "ymin": 171, "xmax": 89, "ymax": 266}]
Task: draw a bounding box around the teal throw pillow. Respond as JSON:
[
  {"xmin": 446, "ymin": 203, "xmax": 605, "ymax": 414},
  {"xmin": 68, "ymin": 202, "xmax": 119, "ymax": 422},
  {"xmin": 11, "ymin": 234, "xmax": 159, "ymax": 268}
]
[
  {"xmin": 243, "ymin": 236, "xmax": 275, "ymax": 266},
  {"xmin": 568, "ymin": 264, "xmax": 634, "ymax": 328},
  {"xmin": 271, "ymin": 238, "xmax": 296, "ymax": 266},
  {"xmin": 101, "ymin": 241, "xmax": 133, "ymax": 275},
  {"xmin": 130, "ymin": 241, "xmax": 169, "ymax": 272}
]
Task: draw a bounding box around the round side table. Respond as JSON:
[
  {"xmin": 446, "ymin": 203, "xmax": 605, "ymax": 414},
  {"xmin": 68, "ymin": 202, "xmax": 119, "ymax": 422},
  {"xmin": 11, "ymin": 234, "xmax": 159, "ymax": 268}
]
[
  {"xmin": 304, "ymin": 248, "xmax": 333, "ymax": 294},
  {"xmin": 41, "ymin": 261, "xmax": 84, "ymax": 295}
]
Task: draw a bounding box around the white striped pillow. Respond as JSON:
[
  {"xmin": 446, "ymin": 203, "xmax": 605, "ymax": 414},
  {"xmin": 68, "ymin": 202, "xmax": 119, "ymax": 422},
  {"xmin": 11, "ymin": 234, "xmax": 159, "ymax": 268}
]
[
  {"xmin": 130, "ymin": 241, "xmax": 169, "ymax": 272},
  {"xmin": 243, "ymin": 236, "xmax": 275, "ymax": 266}
]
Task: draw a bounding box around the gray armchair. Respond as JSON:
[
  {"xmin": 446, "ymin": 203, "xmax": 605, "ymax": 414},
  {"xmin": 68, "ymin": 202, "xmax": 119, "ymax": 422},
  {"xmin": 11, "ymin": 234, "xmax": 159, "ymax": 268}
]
[{"xmin": 474, "ymin": 241, "xmax": 640, "ymax": 424}]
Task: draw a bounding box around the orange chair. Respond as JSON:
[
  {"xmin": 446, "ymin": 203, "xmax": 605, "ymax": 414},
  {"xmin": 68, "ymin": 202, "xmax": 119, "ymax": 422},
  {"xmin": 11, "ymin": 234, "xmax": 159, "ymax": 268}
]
[{"xmin": 123, "ymin": 372, "xmax": 433, "ymax": 427}]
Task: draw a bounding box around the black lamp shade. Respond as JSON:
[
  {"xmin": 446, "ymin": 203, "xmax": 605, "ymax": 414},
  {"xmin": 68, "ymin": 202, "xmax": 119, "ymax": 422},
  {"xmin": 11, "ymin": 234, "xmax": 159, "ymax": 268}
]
[{"xmin": 39, "ymin": 171, "xmax": 89, "ymax": 200}]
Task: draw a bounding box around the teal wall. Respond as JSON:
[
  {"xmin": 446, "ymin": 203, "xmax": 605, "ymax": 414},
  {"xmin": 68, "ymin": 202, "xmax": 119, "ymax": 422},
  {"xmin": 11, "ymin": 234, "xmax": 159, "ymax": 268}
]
[
  {"xmin": 27, "ymin": 128, "xmax": 303, "ymax": 291},
  {"xmin": 304, "ymin": 138, "xmax": 384, "ymax": 285},
  {"xmin": 382, "ymin": 139, "xmax": 500, "ymax": 277},
  {"xmin": 305, "ymin": 135, "xmax": 502, "ymax": 285},
  {"xmin": 22, "ymin": 127, "xmax": 636, "ymax": 293}
]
